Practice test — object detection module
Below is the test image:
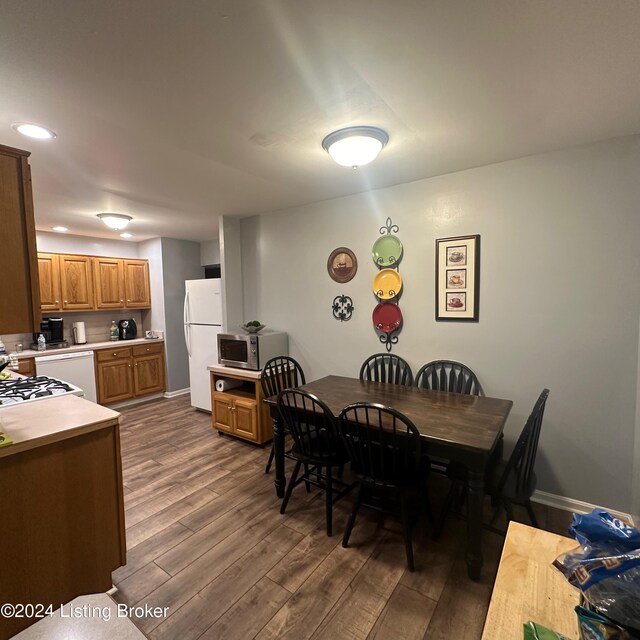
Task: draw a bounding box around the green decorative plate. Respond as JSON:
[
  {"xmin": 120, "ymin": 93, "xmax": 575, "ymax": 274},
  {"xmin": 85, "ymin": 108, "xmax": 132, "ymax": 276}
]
[{"xmin": 372, "ymin": 234, "xmax": 403, "ymax": 267}]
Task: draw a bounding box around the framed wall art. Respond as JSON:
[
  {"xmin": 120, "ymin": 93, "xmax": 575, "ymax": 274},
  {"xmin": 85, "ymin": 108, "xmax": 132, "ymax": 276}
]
[
  {"xmin": 435, "ymin": 234, "xmax": 480, "ymax": 321},
  {"xmin": 327, "ymin": 247, "xmax": 358, "ymax": 283}
]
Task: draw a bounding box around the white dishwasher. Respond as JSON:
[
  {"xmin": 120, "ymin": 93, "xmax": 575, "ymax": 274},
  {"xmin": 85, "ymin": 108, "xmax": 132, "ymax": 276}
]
[{"xmin": 35, "ymin": 350, "xmax": 98, "ymax": 403}]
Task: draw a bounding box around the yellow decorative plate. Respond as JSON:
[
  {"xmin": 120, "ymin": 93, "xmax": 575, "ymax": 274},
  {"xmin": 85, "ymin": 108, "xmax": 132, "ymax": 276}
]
[{"xmin": 372, "ymin": 269, "xmax": 402, "ymax": 300}]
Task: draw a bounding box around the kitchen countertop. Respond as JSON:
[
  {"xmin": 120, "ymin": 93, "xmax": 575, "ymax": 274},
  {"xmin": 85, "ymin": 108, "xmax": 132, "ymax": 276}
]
[
  {"xmin": 208, "ymin": 364, "xmax": 263, "ymax": 379},
  {"xmin": 16, "ymin": 337, "xmax": 164, "ymax": 359},
  {"xmin": 0, "ymin": 395, "xmax": 120, "ymax": 458}
]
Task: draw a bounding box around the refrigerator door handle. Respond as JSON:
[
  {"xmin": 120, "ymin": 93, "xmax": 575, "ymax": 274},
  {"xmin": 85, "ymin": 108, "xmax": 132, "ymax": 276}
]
[
  {"xmin": 184, "ymin": 322, "xmax": 191, "ymax": 357},
  {"xmin": 184, "ymin": 289, "xmax": 190, "ymax": 325}
]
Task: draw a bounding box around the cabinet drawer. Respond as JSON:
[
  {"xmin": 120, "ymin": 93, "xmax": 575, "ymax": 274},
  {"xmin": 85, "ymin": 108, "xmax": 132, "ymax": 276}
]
[
  {"xmin": 96, "ymin": 346, "xmax": 132, "ymax": 362},
  {"xmin": 132, "ymin": 342, "xmax": 163, "ymax": 357}
]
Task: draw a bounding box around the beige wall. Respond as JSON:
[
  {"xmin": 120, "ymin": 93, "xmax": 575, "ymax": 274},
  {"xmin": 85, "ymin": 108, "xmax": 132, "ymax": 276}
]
[{"xmin": 241, "ymin": 135, "xmax": 640, "ymax": 513}]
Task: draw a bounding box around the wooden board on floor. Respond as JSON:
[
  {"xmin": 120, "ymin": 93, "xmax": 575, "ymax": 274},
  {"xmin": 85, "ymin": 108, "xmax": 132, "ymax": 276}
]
[{"xmin": 481, "ymin": 521, "xmax": 579, "ymax": 640}]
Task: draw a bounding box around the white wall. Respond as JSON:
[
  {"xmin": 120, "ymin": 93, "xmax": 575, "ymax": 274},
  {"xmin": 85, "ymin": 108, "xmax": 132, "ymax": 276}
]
[
  {"xmin": 220, "ymin": 217, "xmax": 244, "ymax": 331},
  {"xmin": 36, "ymin": 231, "xmax": 139, "ymax": 258},
  {"xmin": 200, "ymin": 239, "xmax": 221, "ymax": 266},
  {"xmin": 241, "ymin": 135, "xmax": 640, "ymax": 513},
  {"xmin": 138, "ymin": 238, "xmax": 166, "ymax": 334}
]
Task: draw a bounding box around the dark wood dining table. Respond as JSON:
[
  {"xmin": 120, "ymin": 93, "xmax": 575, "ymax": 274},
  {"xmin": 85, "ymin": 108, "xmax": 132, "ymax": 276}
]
[{"xmin": 264, "ymin": 374, "xmax": 513, "ymax": 580}]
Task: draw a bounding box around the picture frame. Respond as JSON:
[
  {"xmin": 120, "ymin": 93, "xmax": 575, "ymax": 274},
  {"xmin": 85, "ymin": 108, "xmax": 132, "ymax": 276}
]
[
  {"xmin": 327, "ymin": 247, "xmax": 358, "ymax": 283},
  {"xmin": 436, "ymin": 234, "xmax": 480, "ymax": 321}
]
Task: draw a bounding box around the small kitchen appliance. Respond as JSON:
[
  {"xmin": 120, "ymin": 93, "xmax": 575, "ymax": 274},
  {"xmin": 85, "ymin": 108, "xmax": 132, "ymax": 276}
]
[
  {"xmin": 72, "ymin": 321, "xmax": 87, "ymax": 345},
  {"xmin": 217, "ymin": 330, "xmax": 288, "ymax": 371},
  {"xmin": 118, "ymin": 318, "xmax": 137, "ymax": 340},
  {"xmin": 31, "ymin": 318, "xmax": 68, "ymax": 349}
]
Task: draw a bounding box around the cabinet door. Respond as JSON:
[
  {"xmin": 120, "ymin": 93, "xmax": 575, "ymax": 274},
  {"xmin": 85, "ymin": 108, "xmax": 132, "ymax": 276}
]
[
  {"xmin": 0, "ymin": 146, "xmax": 40, "ymax": 333},
  {"xmin": 212, "ymin": 393, "xmax": 234, "ymax": 433},
  {"xmin": 233, "ymin": 398, "xmax": 258, "ymax": 442},
  {"xmin": 96, "ymin": 358, "xmax": 134, "ymax": 404},
  {"xmin": 93, "ymin": 258, "xmax": 124, "ymax": 309},
  {"xmin": 133, "ymin": 353, "xmax": 165, "ymax": 397},
  {"xmin": 124, "ymin": 260, "xmax": 150, "ymax": 308},
  {"xmin": 37, "ymin": 253, "xmax": 62, "ymax": 312},
  {"xmin": 60, "ymin": 255, "xmax": 94, "ymax": 310}
]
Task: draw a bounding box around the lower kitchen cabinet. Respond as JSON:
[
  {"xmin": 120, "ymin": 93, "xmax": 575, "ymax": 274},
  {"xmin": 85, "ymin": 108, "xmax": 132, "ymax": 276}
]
[
  {"xmin": 95, "ymin": 343, "xmax": 165, "ymax": 404},
  {"xmin": 210, "ymin": 369, "xmax": 272, "ymax": 444}
]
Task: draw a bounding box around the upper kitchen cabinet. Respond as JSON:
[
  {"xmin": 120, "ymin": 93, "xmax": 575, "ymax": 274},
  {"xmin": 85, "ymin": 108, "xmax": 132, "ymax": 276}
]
[
  {"xmin": 37, "ymin": 252, "xmax": 151, "ymax": 312},
  {"xmin": 0, "ymin": 144, "xmax": 41, "ymax": 333},
  {"xmin": 37, "ymin": 253, "xmax": 62, "ymax": 312},
  {"xmin": 124, "ymin": 259, "xmax": 151, "ymax": 309},
  {"xmin": 59, "ymin": 254, "xmax": 94, "ymax": 310},
  {"xmin": 93, "ymin": 257, "xmax": 125, "ymax": 309}
]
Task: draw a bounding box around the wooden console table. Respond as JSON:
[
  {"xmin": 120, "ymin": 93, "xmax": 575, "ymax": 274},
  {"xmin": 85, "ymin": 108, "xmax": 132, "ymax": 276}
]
[{"xmin": 482, "ymin": 521, "xmax": 580, "ymax": 639}]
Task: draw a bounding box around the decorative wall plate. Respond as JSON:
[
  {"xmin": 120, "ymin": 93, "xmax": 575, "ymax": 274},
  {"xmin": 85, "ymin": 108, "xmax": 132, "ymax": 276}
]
[
  {"xmin": 371, "ymin": 234, "xmax": 403, "ymax": 267},
  {"xmin": 372, "ymin": 268, "xmax": 402, "ymax": 300},
  {"xmin": 372, "ymin": 302, "xmax": 402, "ymax": 332},
  {"xmin": 327, "ymin": 247, "xmax": 358, "ymax": 283}
]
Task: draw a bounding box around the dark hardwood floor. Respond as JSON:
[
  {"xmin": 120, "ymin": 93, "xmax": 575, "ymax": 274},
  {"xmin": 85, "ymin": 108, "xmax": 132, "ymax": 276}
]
[{"xmin": 112, "ymin": 396, "xmax": 572, "ymax": 640}]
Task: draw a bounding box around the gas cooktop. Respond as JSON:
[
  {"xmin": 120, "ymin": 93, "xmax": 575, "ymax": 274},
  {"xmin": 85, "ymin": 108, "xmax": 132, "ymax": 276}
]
[{"xmin": 0, "ymin": 375, "xmax": 83, "ymax": 406}]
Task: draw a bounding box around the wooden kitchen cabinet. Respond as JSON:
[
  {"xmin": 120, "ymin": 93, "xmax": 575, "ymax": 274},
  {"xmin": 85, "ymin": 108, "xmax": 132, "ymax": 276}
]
[
  {"xmin": 37, "ymin": 253, "xmax": 62, "ymax": 312},
  {"xmin": 37, "ymin": 252, "xmax": 152, "ymax": 312},
  {"xmin": 132, "ymin": 343, "xmax": 165, "ymax": 396},
  {"xmin": 93, "ymin": 257, "xmax": 125, "ymax": 309},
  {"xmin": 210, "ymin": 369, "xmax": 272, "ymax": 444},
  {"xmin": 0, "ymin": 144, "xmax": 41, "ymax": 334},
  {"xmin": 124, "ymin": 259, "xmax": 151, "ymax": 308},
  {"xmin": 95, "ymin": 343, "xmax": 165, "ymax": 405},
  {"xmin": 60, "ymin": 254, "xmax": 94, "ymax": 310},
  {"xmin": 95, "ymin": 349, "xmax": 134, "ymax": 404}
]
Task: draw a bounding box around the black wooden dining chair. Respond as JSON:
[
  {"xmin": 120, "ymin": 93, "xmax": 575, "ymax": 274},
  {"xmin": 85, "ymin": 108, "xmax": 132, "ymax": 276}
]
[
  {"xmin": 339, "ymin": 402, "xmax": 424, "ymax": 571},
  {"xmin": 278, "ymin": 389, "xmax": 354, "ymax": 536},
  {"xmin": 261, "ymin": 356, "xmax": 306, "ymax": 474},
  {"xmin": 414, "ymin": 360, "xmax": 483, "ymax": 396},
  {"xmin": 359, "ymin": 353, "xmax": 413, "ymax": 386},
  {"xmin": 434, "ymin": 389, "xmax": 550, "ymax": 538}
]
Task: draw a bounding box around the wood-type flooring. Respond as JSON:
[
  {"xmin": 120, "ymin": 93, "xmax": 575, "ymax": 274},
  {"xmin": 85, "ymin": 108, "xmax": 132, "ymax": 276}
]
[{"xmin": 112, "ymin": 396, "xmax": 573, "ymax": 640}]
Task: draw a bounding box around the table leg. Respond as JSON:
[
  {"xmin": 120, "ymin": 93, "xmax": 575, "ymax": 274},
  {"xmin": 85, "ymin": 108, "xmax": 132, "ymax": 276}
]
[
  {"xmin": 466, "ymin": 468, "xmax": 484, "ymax": 580},
  {"xmin": 272, "ymin": 414, "xmax": 286, "ymax": 499}
]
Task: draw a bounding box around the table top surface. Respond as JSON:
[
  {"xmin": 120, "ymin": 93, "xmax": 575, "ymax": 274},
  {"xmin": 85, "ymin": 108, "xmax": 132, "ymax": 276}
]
[
  {"xmin": 265, "ymin": 375, "xmax": 513, "ymax": 453},
  {"xmin": 482, "ymin": 521, "xmax": 579, "ymax": 639}
]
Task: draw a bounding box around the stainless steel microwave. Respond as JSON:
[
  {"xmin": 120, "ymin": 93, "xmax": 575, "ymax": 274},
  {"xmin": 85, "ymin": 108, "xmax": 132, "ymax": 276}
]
[{"xmin": 217, "ymin": 331, "xmax": 288, "ymax": 370}]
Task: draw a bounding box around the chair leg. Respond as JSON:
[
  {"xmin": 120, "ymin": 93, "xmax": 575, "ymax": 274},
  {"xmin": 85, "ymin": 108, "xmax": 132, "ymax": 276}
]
[
  {"xmin": 400, "ymin": 492, "xmax": 415, "ymax": 572},
  {"xmin": 525, "ymin": 500, "xmax": 539, "ymax": 528},
  {"xmin": 280, "ymin": 460, "xmax": 301, "ymax": 515},
  {"xmin": 325, "ymin": 465, "xmax": 333, "ymax": 536},
  {"xmin": 342, "ymin": 483, "xmax": 363, "ymax": 548},
  {"xmin": 264, "ymin": 443, "xmax": 275, "ymax": 474},
  {"xmin": 303, "ymin": 463, "xmax": 311, "ymax": 493}
]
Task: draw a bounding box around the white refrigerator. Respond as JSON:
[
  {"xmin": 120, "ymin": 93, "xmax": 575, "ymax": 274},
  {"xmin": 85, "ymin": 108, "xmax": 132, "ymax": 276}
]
[{"xmin": 184, "ymin": 278, "xmax": 223, "ymax": 411}]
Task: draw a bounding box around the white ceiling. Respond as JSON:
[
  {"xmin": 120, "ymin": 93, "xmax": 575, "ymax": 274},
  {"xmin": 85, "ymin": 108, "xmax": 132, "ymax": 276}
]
[{"xmin": 1, "ymin": 0, "xmax": 639, "ymax": 242}]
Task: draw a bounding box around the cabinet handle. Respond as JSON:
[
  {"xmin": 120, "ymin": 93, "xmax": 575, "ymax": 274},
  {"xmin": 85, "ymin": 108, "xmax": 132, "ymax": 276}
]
[
  {"xmin": 120, "ymin": 299, "xmax": 123, "ymax": 303},
  {"xmin": 113, "ymin": 352, "xmax": 118, "ymax": 357},
  {"xmin": 135, "ymin": 363, "xmax": 138, "ymax": 367},
  {"xmin": 146, "ymin": 348, "xmax": 150, "ymax": 351},
  {"xmin": 128, "ymin": 364, "xmax": 132, "ymax": 368},
  {"xmin": 127, "ymin": 299, "xmax": 131, "ymax": 302},
  {"xmin": 64, "ymin": 300, "xmax": 68, "ymax": 304},
  {"xmin": 55, "ymin": 300, "xmax": 59, "ymax": 304}
]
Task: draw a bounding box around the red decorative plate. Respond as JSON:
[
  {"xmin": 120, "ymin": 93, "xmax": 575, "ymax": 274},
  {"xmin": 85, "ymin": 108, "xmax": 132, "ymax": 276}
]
[{"xmin": 372, "ymin": 302, "xmax": 403, "ymax": 333}]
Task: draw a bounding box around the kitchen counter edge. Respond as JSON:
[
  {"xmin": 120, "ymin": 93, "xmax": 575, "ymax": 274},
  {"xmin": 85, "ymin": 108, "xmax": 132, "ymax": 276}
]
[{"xmin": 16, "ymin": 337, "xmax": 164, "ymax": 359}]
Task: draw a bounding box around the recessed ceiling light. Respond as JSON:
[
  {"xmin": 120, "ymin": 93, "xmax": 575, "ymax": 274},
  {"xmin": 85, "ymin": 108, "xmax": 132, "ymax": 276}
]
[
  {"xmin": 12, "ymin": 122, "xmax": 57, "ymax": 140},
  {"xmin": 52, "ymin": 226, "xmax": 68, "ymax": 233},
  {"xmin": 322, "ymin": 126, "xmax": 389, "ymax": 168},
  {"xmin": 97, "ymin": 213, "xmax": 132, "ymax": 230},
  {"xmin": 120, "ymin": 232, "xmax": 133, "ymax": 239}
]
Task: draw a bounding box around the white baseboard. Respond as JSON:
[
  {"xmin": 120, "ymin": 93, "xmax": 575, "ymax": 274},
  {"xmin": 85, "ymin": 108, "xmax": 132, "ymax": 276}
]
[
  {"xmin": 532, "ymin": 489, "xmax": 633, "ymax": 524},
  {"xmin": 164, "ymin": 388, "xmax": 190, "ymax": 399}
]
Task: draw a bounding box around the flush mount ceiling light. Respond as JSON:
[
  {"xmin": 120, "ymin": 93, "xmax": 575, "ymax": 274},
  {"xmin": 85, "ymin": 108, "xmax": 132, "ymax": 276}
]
[
  {"xmin": 11, "ymin": 122, "xmax": 57, "ymax": 140},
  {"xmin": 322, "ymin": 126, "xmax": 389, "ymax": 168},
  {"xmin": 52, "ymin": 226, "xmax": 68, "ymax": 233},
  {"xmin": 97, "ymin": 213, "xmax": 132, "ymax": 230}
]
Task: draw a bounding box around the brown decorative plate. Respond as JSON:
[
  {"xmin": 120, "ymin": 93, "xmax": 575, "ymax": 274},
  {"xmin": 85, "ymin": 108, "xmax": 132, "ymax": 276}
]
[{"xmin": 327, "ymin": 247, "xmax": 358, "ymax": 283}]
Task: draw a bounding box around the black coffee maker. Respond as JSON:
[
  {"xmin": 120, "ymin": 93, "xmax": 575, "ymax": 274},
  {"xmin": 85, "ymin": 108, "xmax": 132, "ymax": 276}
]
[
  {"xmin": 118, "ymin": 318, "xmax": 138, "ymax": 340},
  {"xmin": 33, "ymin": 317, "xmax": 65, "ymax": 345}
]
